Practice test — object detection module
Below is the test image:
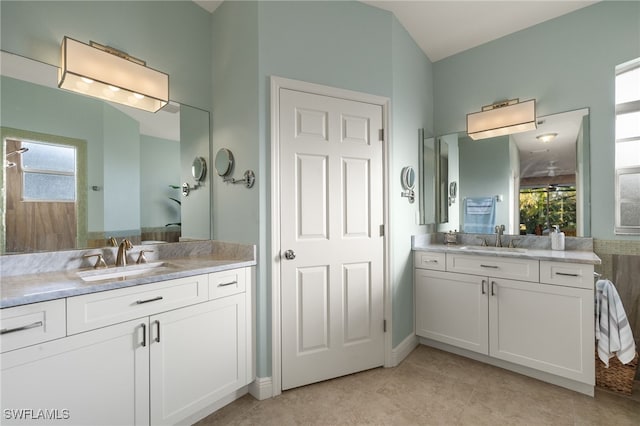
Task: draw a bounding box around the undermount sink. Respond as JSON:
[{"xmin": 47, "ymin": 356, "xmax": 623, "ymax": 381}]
[
  {"xmin": 457, "ymin": 245, "xmax": 527, "ymax": 254},
  {"xmin": 77, "ymin": 262, "xmax": 173, "ymax": 282}
]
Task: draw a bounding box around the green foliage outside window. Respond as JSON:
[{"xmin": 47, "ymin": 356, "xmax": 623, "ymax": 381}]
[{"xmin": 519, "ymin": 186, "xmax": 576, "ymax": 235}]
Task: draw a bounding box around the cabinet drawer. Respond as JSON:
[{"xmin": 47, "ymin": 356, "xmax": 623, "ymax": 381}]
[
  {"xmin": 1, "ymin": 299, "xmax": 66, "ymax": 353},
  {"xmin": 414, "ymin": 251, "xmax": 446, "ymax": 271},
  {"xmin": 209, "ymin": 268, "xmax": 246, "ymax": 299},
  {"xmin": 447, "ymin": 253, "xmax": 539, "ymax": 282},
  {"xmin": 540, "ymin": 261, "xmax": 594, "ymax": 289},
  {"xmin": 67, "ymin": 275, "xmax": 208, "ymax": 334}
]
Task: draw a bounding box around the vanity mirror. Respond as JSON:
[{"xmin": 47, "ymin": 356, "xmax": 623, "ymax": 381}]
[
  {"xmin": 0, "ymin": 51, "xmax": 212, "ymax": 254},
  {"xmin": 420, "ymin": 108, "xmax": 591, "ymax": 237}
]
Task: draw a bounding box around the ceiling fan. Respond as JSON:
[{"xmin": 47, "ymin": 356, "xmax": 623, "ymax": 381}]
[{"xmin": 531, "ymin": 160, "xmax": 570, "ymax": 177}]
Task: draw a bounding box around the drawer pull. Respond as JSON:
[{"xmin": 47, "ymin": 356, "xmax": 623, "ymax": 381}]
[
  {"xmin": 555, "ymin": 272, "xmax": 580, "ymax": 277},
  {"xmin": 141, "ymin": 323, "xmax": 147, "ymax": 347},
  {"xmin": 481, "ymin": 280, "xmax": 487, "ymax": 295},
  {"xmin": 0, "ymin": 321, "xmax": 44, "ymax": 335},
  {"xmin": 491, "ymin": 281, "xmax": 497, "ymax": 296},
  {"xmin": 135, "ymin": 296, "xmax": 164, "ymax": 305},
  {"xmin": 480, "ymin": 264, "xmax": 499, "ymax": 269},
  {"xmin": 218, "ymin": 280, "xmax": 238, "ymax": 287},
  {"xmin": 423, "ymin": 260, "xmax": 438, "ymax": 264},
  {"xmin": 154, "ymin": 320, "xmax": 161, "ymax": 343}
]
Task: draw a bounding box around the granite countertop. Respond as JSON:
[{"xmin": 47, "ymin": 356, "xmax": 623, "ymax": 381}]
[
  {"xmin": 0, "ymin": 240, "xmax": 257, "ymax": 309},
  {"xmin": 412, "ymin": 233, "xmax": 601, "ymax": 265}
]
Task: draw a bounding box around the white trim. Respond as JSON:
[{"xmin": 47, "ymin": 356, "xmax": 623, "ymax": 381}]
[
  {"xmin": 248, "ymin": 377, "xmax": 273, "ymax": 401},
  {"xmin": 270, "ymin": 76, "xmax": 391, "ymax": 396},
  {"xmin": 390, "ymin": 334, "xmax": 419, "ymax": 367},
  {"xmin": 181, "ymin": 386, "xmax": 248, "ymax": 425},
  {"xmin": 418, "ymin": 338, "xmax": 594, "ymax": 396}
]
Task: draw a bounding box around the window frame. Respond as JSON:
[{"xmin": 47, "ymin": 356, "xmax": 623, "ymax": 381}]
[{"xmin": 614, "ymin": 59, "xmax": 640, "ymax": 235}]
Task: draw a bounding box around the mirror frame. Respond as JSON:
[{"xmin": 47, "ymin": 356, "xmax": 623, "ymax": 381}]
[{"xmin": 192, "ymin": 156, "xmax": 207, "ymax": 182}]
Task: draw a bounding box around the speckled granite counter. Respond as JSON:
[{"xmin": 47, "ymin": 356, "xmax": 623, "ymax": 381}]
[
  {"xmin": 0, "ymin": 240, "xmax": 256, "ymax": 309},
  {"xmin": 412, "ymin": 233, "xmax": 601, "ymax": 265}
]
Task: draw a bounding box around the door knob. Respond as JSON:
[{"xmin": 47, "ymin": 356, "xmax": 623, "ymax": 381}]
[{"xmin": 283, "ymin": 249, "xmax": 296, "ymax": 260}]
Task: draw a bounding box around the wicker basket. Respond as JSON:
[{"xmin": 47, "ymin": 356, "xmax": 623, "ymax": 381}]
[{"xmin": 595, "ymin": 350, "xmax": 639, "ymax": 395}]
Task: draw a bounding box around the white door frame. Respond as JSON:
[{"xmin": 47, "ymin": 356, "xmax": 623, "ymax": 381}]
[{"xmin": 270, "ymin": 76, "xmax": 392, "ymax": 396}]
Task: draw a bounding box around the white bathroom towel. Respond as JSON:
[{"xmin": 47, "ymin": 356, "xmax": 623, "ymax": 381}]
[{"xmin": 595, "ymin": 279, "xmax": 636, "ymax": 367}]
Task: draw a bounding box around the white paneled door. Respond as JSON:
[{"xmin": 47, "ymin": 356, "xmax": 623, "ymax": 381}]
[{"xmin": 279, "ymin": 88, "xmax": 385, "ymax": 390}]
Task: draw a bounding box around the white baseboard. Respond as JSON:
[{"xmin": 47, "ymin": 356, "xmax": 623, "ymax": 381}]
[
  {"xmin": 390, "ymin": 333, "xmax": 419, "ymax": 367},
  {"xmin": 249, "ymin": 376, "xmax": 273, "ymax": 400}
]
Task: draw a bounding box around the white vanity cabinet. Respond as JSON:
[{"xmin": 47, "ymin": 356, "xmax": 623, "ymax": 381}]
[
  {"xmin": 1, "ymin": 267, "xmax": 254, "ymax": 426},
  {"xmin": 1, "ymin": 318, "xmax": 149, "ymax": 426},
  {"xmin": 415, "ymin": 251, "xmax": 595, "ymax": 389}
]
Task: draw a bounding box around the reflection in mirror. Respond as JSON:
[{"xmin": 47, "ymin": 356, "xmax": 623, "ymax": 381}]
[
  {"xmin": 0, "ymin": 51, "xmax": 212, "ymax": 253},
  {"xmin": 418, "ymin": 129, "xmax": 435, "ymax": 225},
  {"xmin": 429, "ymin": 108, "xmax": 590, "ymax": 237},
  {"xmin": 192, "ymin": 157, "xmax": 207, "ymax": 182}
]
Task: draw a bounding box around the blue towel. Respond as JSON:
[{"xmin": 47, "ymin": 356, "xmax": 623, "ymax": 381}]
[{"xmin": 463, "ymin": 197, "xmax": 496, "ymax": 233}]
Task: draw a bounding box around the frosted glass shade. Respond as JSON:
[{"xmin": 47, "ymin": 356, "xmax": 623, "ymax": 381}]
[
  {"xmin": 467, "ymin": 99, "xmax": 536, "ymax": 140},
  {"xmin": 58, "ymin": 37, "xmax": 169, "ymax": 113}
]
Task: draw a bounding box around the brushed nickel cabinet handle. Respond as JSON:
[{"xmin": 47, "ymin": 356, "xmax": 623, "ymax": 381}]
[
  {"xmin": 154, "ymin": 320, "xmax": 160, "ymax": 343},
  {"xmin": 218, "ymin": 280, "xmax": 238, "ymax": 287},
  {"xmin": 0, "ymin": 321, "xmax": 44, "ymax": 335},
  {"xmin": 141, "ymin": 323, "xmax": 147, "ymax": 347},
  {"xmin": 555, "ymin": 272, "xmax": 579, "ymax": 277},
  {"xmin": 491, "ymin": 281, "xmax": 497, "ymax": 296},
  {"xmin": 480, "ymin": 264, "xmax": 499, "ymax": 269},
  {"xmin": 135, "ymin": 296, "xmax": 163, "ymax": 305},
  {"xmin": 481, "ymin": 280, "xmax": 487, "ymax": 295}
]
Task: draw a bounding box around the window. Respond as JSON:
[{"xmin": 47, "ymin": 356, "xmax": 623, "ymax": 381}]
[
  {"xmin": 21, "ymin": 141, "xmax": 76, "ymax": 202},
  {"xmin": 615, "ymin": 59, "xmax": 640, "ymax": 234}
]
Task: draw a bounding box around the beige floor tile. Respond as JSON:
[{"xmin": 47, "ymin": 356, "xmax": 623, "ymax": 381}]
[{"xmin": 196, "ymin": 345, "xmax": 640, "ymax": 425}]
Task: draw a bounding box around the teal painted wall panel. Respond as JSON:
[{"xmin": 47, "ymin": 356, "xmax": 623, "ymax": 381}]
[
  {"xmin": 390, "ymin": 17, "xmax": 434, "ymax": 347},
  {"xmin": 434, "ymin": 1, "xmax": 640, "ymax": 240},
  {"xmin": 0, "ymin": 0, "xmax": 212, "ymax": 111}
]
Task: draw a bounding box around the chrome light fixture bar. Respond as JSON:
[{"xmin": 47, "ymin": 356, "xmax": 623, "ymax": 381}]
[
  {"xmin": 58, "ymin": 36, "xmax": 169, "ymax": 113},
  {"xmin": 467, "ymin": 99, "xmax": 536, "ymax": 140}
]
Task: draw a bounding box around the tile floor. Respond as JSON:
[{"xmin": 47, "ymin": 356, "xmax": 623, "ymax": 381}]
[{"xmin": 197, "ymin": 345, "xmax": 640, "ymax": 425}]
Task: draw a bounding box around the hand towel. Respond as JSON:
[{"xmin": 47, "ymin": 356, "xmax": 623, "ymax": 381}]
[
  {"xmin": 595, "ymin": 279, "xmax": 637, "ymax": 367},
  {"xmin": 463, "ymin": 197, "xmax": 496, "ymax": 234}
]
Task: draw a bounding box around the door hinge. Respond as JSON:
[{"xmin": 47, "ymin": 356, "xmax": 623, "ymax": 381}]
[
  {"xmin": 379, "ymin": 129, "xmax": 384, "ymax": 141},
  {"xmin": 383, "ymin": 319, "xmax": 387, "ymax": 333},
  {"xmin": 379, "ymin": 224, "xmax": 384, "ymax": 237}
]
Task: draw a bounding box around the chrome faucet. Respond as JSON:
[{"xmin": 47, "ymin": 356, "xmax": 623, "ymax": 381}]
[
  {"xmin": 115, "ymin": 239, "xmax": 133, "ymax": 267},
  {"xmin": 494, "ymin": 225, "xmax": 505, "ymax": 247}
]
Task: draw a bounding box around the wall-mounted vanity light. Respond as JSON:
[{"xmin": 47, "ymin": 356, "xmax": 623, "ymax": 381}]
[
  {"xmin": 182, "ymin": 157, "xmax": 207, "ymax": 196},
  {"xmin": 467, "ymin": 98, "xmax": 536, "ymax": 140},
  {"xmin": 214, "ymin": 148, "xmax": 255, "ymax": 189},
  {"xmin": 58, "ymin": 36, "xmax": 169, "ymax": 112},
  {"xmin": 401, "ymin": 166, "xmax": 416, "ymax": 203},
  {"xmin": 4, "ymin": 147, "xmax": 28, "ymax": 168}
]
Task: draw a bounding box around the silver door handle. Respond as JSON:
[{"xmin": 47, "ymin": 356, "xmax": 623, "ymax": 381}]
[
  {"xmin": 1, "ymin": 321, "xmax": 43, "ymax": 335},
  {"xmin": 284, "ymin": 249, "xmax": 296, "ymax": 260}
]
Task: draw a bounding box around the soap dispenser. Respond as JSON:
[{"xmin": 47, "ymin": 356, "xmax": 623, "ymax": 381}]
[{"xmin": 551, "ymin": 225, "xmax": 565, "ymax": 251}]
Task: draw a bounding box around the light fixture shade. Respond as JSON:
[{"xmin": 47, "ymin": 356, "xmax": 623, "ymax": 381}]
[
  {"xmin": 58, "ymin": 36, "xmax": 169, "ymax": 112},
  {"xmin": 467, "ymin": 99, "xmax": 536, "ymax": 140}
]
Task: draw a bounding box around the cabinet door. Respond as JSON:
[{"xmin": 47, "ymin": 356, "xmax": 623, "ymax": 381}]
[
  {"xmin": 415, "ymin": 269, "xmax": 489, "ymax": 354},
  {"xmin": 1, "ymin": 319, "xmax": 149, "ymax": 426},
  {"xmin": 149, "ymin": 294, "xmax": 246, "ymax": 425},
  {"xmin": 488, "ymin": 278, "xmax": 594, "ymax": 384}
]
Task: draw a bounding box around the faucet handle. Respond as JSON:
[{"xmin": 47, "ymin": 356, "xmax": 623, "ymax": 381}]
[
  {"xmin": 509, "ymin": 239, "xmax": 521, "ymax": 249},
  {"xmin": 136, "ymin": 250, "xmax": 154, "ymax": 264},
  {"xmin": 107, "ymin": 237, "xmax": 118, "ymax": 247},
  {"xmin": 476, "ymin": 237, "xmax": 489, "ymax": 247},
  {"xmin": 83, "ymin": 253, "xmax": 107, "ymax": 269}
]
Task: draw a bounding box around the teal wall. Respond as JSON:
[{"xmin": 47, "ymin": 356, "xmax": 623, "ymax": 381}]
[
  {"xmin": 434, "ymin": 1, "xmax": 640, "ymax": 240},
  {"xmin": 0, "ymin": 0, "xmax": 212, "ymax": 112},
  {"xmin": 210, "ymin": 1, "xmax": 434, "ymax": 377},
  {"xmin": 140, "ymin": 135, "xmax": 180, "ymax": 228}
]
